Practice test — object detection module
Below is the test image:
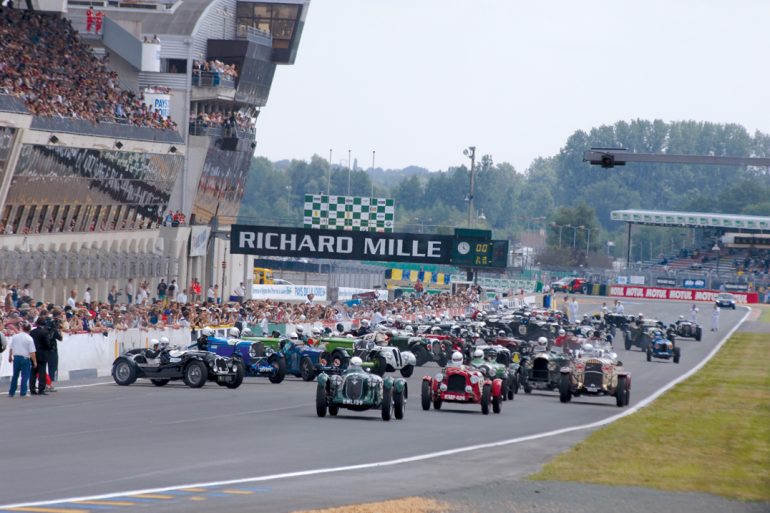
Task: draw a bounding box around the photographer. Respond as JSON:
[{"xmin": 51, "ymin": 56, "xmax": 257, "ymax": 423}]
[
  {"xmin": 29, "ymin": 312, "xmax": 52, "ymax": 395},
  {"xmin": 46, "ymin": 311, "xmax": 63, "ymax": 392}
]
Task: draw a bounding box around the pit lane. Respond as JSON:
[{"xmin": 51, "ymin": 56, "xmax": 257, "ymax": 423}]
[{"xmin": 0, "ymin": 300, "xmax": 748, "ymax": 513}]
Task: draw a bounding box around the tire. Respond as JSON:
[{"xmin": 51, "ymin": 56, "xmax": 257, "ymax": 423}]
[
  {"xmin": 433, "ymin": 397, "xmax": 442, "ymax": 410},
  {"xmin": 435, "ymin": 349, "xmax": 448, "ymax": 368},
  {"xmin": 331, "ymin": 351, "xmax": 348, "ymax": 368},
  {"xmin": 421, "ymin": 380, "xmax": 431, "ymax": 411},
  {"xmin": 506, "ymin": 375, "xmax": 514, "ymax": 401},
  {"xmin": 183, "ymin": 360, "xmax": 208, "ymax": 388},
  {"xmin": 492, "ymin": 393, "xmax": 501, "ymax": 414},
  {"xmin": 151, "ymin": 379, "xmax": 170, "ymax": 387},
  {"xmin": 400, "ymin": 364, "xmax": 414, "ymax": 378},
  {"xmin": 481, "ymin": 383, "xmax": 491, "ymax": 415},
  {"xmin": 559, "ymin": 373, "xmax": 571, "ymax": 403},
  {"xmin": 413, "ymin": 345, "xmax": 429, "ymax": 367},
  {"xmin": 394, "ymin": 389, "xmax": 405, "ymax": 420},
  {"xmin": 315, "ymin": 385, "xmax": 327, "ymax": 417},
  {"xmin": 372, "ymin": 354, "xmax": 387, "ymax": 377},
  {"xmin": 329, "ymin": 403, "xmax": 339, "ymax": 416},
  {"xmin": 268, "ymin": 356, "xmax": 286, "ymax": 383},
  {"xmin": 112, "ymin": 359, "xmax": 137, "ymax": 386},
  {"xmin": 695, "ymin": 328, "xmax": 702, "ymax": 342},
  {"xmin": 226, "ymin": 361, "xmax": 245, "ymax": 389},
  {"xmin": 624, "ymin": 331, "xmax": 632, "ymax": 351},
  {"xmin": 646, "ymin": 349, "xmax": 652, "ymax": 362},
  {"xmin": 616, "ymin": 375, "xmax": 628, "ymax": 407},
  {"xmin": 513, "ymin": 371, "xmax": 521, "ymax": 394},
  {"xmin": 673, "ymin": 347, "xmax": 681, "ymax": 364},
  {"xmin": 382, "ymin": 386, "xmax": 393, "ymax": 421},
  {"xmin": 300, "ymin": 356, "xmax": 316, "ymax": 382},
  {"xmin": 523, "ymin": 374, "xmax": 532, "ymax": 394}
]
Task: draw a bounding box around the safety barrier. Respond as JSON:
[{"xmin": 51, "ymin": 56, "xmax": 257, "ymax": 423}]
[{"xmin": 607, "ymin": 285, "xmax": 758, "ymax": 304}]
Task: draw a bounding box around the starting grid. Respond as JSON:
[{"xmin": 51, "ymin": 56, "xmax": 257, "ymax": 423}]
[{"xmin": 303, "ymin": 194, "xmax": 395, "ymax": 232}]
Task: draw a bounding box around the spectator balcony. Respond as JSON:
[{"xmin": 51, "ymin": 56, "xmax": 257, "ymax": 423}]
[{"xmin": 191, "ymin": 71, "xmax": 238, "ymax": 102}]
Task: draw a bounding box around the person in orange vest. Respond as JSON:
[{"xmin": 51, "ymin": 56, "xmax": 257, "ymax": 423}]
[
  {"xmin": 86, "ymin": 6, "xmax": 94, "ymax": 32},
  {"xmin": 95, "ymin": 10, "xmax": 104, "ymax": 34}
]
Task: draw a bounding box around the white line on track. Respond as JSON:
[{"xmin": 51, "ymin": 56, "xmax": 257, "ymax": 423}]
[{"xmin": 0, "ymin": 307, "xmax": 751, "ymax": 510}]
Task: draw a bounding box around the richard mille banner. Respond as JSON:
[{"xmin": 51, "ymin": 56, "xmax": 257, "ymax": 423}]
[{"xmin": 230, "ymin": 225, "xmax": 453, "ymax": 264}]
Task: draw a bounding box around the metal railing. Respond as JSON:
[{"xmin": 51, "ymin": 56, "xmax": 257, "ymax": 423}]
[
  {"xmin": 235, "ymin": 24, "xmax": 272, "ymax": 45},
  {"xmin": 192, "ymin": 71, "xmax": 236, "ymax": 89}
]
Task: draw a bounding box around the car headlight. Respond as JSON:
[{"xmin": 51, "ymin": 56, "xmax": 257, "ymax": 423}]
[
  {"xmin": 435, "ymin": 373, "xmax": 444, "ymax": 382},
  {"xmin": 470, "ymin": 375, "xmax": 479, "ymax": 384},
  {"xmin": 465, "ymin": 385, "xmax": 473, "ymax": 393},
  {"xmin": 439, "ymin": 383, "xmax": 447, "ymax": 392}
]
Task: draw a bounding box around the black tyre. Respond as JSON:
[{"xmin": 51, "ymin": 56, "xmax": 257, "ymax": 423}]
[
  {"xmin": 329, "ymin": 403, "xmax": 339, "ymax": 416},
  {"xmin": 433, "ymin": 397, "xmax": 442, "ymax": 410},
  {"xmin": 481, "ymin": 383, "xmax": 491, "ymax": 415},
  {"xmin": 523, "ymin": 375, "xmax": 532, "ymax": 394},
  {"xmin": 413, "ymin": 345, "xmax": 429, "ymax": 367},
  {"xmin": 183, "ymin": 360, "xmax": 208, "ymax": 388},
  {"xmin": 505, "ymin": 375, "xmax": 514, "ymax": 401},
  {"xmin": 268, "ymin": 355, "xmax": 286, "ymax": 383},
  {"xmin": 673, "ymin": 347, "xmax": 681, "ymax": 364},
  {"xmin": 646, "ymin": 349, "xmax": 652, "ymax": 362},
  {"xmin": 421, "ymin": 380, "xmax": 431, "ymax": 411},
  {"xmin": 330, "ymin": 351, "xmax": 348, "ymax": 368},
  {"xmin": 382, "ymin": 386, "xmax": 393, "ymax": 421},
  {"xmin": 695, "ymin": 328, "xmax": 702, "ymax": 342},
  {"xmin": 492, "ymin": 393, "xmax": 501, "ymax": 414},
  {"xmin": 616, "ymin": 375, "xmax": 628, "ymax": 407},
  {"xmin": 315, "ymin": 385, "xmax": 327, "ymax": 417},
  {"xmin": 151, "ymin": 378, "xmax": 170, "ymax": 387},
  {"xmin": 394, "ymin": 389, "xmax": 405, "ymax": 420},
  {"xmin": 435, "ymin": 348, "xmax": 448, "ymax": 368},
  {"xmin": 513, "ymin": 371, "xmax": 521, "ymax": 394},
  {"xmin": 300, "ymin": 356, "xmax": 316, "ymax": 382},
  {"xmin": 400, "ymin": 364, "xmax": 414, "ymax": 378},
  {"xmin": 112, "ymin": 359, "xmax": 138, "ymax": 386},
  {"xmin": 559, "ymin": 373, "xmax": 571, "ymax": 403},
  {"xmin": 624, "ymin": 331, "xmax": 632, "ymax": 351},
  {"xmin": 226, "ymin": 361, "xmax": 245, "ymax": 389}
]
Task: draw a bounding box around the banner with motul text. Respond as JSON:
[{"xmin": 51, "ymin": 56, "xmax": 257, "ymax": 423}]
[{"xmin": 608, "ymin": 285, "xmax": 758, "ymax": 304}]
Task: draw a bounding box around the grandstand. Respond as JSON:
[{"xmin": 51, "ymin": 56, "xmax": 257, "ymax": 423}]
[{"xmin": 0, "ymin": 0, "xmax": 311, "ymax": 303}]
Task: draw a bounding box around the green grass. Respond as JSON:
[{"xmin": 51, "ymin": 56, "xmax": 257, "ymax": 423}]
[
  {"xmin": 757, "ymin": 306, "xmax": 770, "ymax": 323},
  {"xmin": 531, "ymin": 333, "xmax": 770, "ymax": 502}
]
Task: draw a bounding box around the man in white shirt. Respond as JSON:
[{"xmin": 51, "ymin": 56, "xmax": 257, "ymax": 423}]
[
  {"xmin": 66, "ymin": 289, "xmax": 77, "ymax": 309},
  {"xmin": 8, "ymin": 323, "xmax": 37, "ymax": 397},
  {"xmin": 259, "ymin": 314, "xmax": 269, "ymax": 336},
  {"xmin": 83, "ymin": 287, "xmax": 92, "ymax": 304},
  {"xmin": 234, "ymin": 283, "xmax": 245, "ymax": 303},
  {"xmin": 207, "ymin": 286, "xmax": 216, "ymax": 304},
  {"xmin": 176, "ymin": 288, "xmax": 188, "ymax": 304}
]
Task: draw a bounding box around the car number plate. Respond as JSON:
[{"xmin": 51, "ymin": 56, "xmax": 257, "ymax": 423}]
[
  {"xmin": 587, "ymin": 385, "xmax": 598, "ymax": 392},
  {"xmin": 342, "ymin": 399, "xmax": 364, "ymax": 405},
  {"xmin": 443, "ymin": 393, "xmax": 463, "ymax": 400}
]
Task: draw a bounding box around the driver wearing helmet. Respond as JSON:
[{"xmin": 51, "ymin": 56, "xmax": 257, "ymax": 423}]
[
  {"xmin": 581, "ymin": 314, "xmax": 592, "ymax": 326},
  {"xmin": 296, "ymin": 326, "xmax": 307, "ymax": 343},
  {"xmin": 196, "ymin": 327, "xmax": 214, "ymax": 351},
  {"xmin": 354, "ymin": 319, "xmax": 371, "ymax": 337},
  {"xmin": 347, "ymin": 356, "xmax": 364, "ymax": 373},
  {"xmin": 228, "ymin": 327, "xmax": 240, "ymax": 339},
  {"xmin": 497, "ymin": 330, "xmax": 507, "ymax": 339},
  {"xmin": 448, "ymin": 351, "xmax": 465, "ymax": 368},
  {"xmin": 470, "ymin": 348, "xmax": 485, "ymax": 366},
  {"xmin": 310, "ymin": 327, "xmax": 322, "ymax": 345},
  {"xmin": 535, "ymin": 336, "xmax": 549, "ymax": 353},
  {"xmin": 241, "ymin": 327, "xmax": 253, "ymax": 338}
]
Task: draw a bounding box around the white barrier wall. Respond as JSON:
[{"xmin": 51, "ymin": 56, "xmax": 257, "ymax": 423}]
[{"xmin": 0, "ymin": 328, "xmax": 191, "ymax": 381}]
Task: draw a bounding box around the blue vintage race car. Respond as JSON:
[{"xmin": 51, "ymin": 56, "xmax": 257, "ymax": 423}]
[
  {"xmin": 646, "ymin": 330, "xmax": 681, "ymax": 364},
  {"xmin": 205, "ymin": 337, "xmax": 287, "ymax": 383}
]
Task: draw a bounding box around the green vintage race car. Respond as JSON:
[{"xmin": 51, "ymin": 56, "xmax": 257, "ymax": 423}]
[
  {"xmin": 469, "ymin": 346, "xmax": 518, "ymax": 400},
  {"xmin": 315, "ymin": 357, "xmax": 407, "ymax": 421}
]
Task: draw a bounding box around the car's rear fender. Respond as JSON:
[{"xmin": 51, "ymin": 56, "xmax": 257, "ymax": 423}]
[{"xmin": 491, "ymin": 378, "xmax": 504, "ymax": 397}]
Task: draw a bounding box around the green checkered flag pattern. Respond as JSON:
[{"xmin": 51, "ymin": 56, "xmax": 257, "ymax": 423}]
[{"xmin": 303, "ymin": 194, "xmax": 395, "ymax": 232}]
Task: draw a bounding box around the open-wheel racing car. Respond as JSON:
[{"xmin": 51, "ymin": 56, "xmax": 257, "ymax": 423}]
[
  {"xmin": 421, "ymin": 352, "xmax": 504, "ymax": 414},
  {"xmin": 112, "ymin": 342, "xmax": 244, "ymax": 389},
  {"xmin": 521, "ymin": 337, "xmax": 571, "ymax": 394},
  {"xmin": 670, "ymin": 317, "xmax": 702, "ymax": 342},
  {"xmin": 646, "ymin": 329, "xmax": 681, "ymax": 364},
  {"xmin": 559, "ymin": 344, "xmax": 630, "ymax": 407},
  {"xmin": 315, "ymin": 357, "xmax": 407, "ymax": 421}
]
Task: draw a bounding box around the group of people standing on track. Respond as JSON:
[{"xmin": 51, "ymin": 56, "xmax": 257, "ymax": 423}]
[{"xmin": 5, "ymin": 311, "xmax": 61, "ymax": 397}]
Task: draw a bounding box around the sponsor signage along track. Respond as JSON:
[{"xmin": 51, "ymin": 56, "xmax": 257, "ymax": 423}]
[{"xmin": 609, "ymin": 285, "xmax": 758, "ymax": 303}]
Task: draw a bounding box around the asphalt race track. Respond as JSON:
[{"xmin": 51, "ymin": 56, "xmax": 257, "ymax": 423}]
[{"xmin": 0, "ymin": 300, "xmax": 748, "ymax": 513}]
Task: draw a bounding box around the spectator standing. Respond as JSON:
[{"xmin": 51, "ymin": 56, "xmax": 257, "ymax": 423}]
[
  {"xmin": 259, "ymin": 313, "xmax": 269, "ymax": 336},
  {"xmin": 569, "ymin": 297, "xmax": 580, "ymax": 324},
  {"xmin": 83, "ymin": 287, "xmax": 91, "ymax": 304},
  {"xmin": 125, "ymin": 279, "xmax": 134, "ymax": 304},
  {"xmin": 86, "ymin": 5, "xmax": 94, "ymax": 32},
  {"xmin": 8, "ymin": 323, "xmax": 36, "ymax": 398},
  {"xmin": 66, "ymin": 289, "xmax": 77, "ymax": 309},
  {"xmin": 233, "ymin": 282, "xmax": 245, "ymax": 303},
  {"xmin": 95, "ymin": 10, "xmax": 104, "ymax": 34},
  {"xmin": 711, "ymin": 304, "xmax": 720, "ymax": 332},
  {"xmin": 176, "ymin": 288, "xmax": 188, "ymax": 303},
  {"xmin": 614, "ymin": 300, "xmax": 625, "ymax": 314},
  {"xmin": 206, "ymin": 285, "xmax": 216, "ymax": 304},
  {"xmin": 167, "ymin": 279, "xmax": 177, "ymax": 299},
  {"xmin": 191, "ymin": 278, "xmax": 202, "ymax": 303},
  {"xmin": 29, "ymin": 314, "xmax": 51, "ymax": 395},
  {"xmin": 108, "ymin": 285, "xmax": 119, "ymax": 307},
  {"xmin": 157, "ymin": 279, "xmax": 168, "ymax": 301},
  {"xmin": 690, "ymin": 304, "xmax": 699, "ymax": 323}
]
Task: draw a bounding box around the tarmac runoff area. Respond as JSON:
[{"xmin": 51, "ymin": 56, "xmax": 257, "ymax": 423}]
[{"xmin": 0, "ymin": 299, "xmax": 761, "ymax": 513}]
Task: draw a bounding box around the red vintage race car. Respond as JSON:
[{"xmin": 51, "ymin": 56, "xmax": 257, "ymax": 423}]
[{"xmin": 421, "ymin": 365, "xmax": 504, "ymax": 414}]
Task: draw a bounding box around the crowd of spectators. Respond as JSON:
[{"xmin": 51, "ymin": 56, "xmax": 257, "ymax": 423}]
[
  {"xmin": 190, "ymin": 110, "xmax": 254, "ymax": 133},
  {"xmin": 1, "ymin": 279, "xmax": 485, "ymax": 337},
  {"xmin": 0, "ymin": 8, "xmax": 176, "ymax": 130},
  {"xmin": 193, "ymin": 60, "xmax": 239, "ymax": 81}
]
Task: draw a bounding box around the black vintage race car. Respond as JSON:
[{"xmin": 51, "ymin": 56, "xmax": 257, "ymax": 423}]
[
  {"xmin": 111, "ymin": 347, "xmax": 244, "ymax": 388},
  {"xmin": 671, "ymin": 319, "xmax": 702, "ymax": 341}
]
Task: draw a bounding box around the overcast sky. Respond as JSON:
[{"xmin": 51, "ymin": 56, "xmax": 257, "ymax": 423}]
[{"xmin": 256, "ymin": 0, "xmax": 770, "ymax": 173}]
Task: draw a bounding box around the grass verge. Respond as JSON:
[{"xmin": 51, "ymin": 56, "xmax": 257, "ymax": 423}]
[
  {"xmin": 531, "ymin": 332, "xmax": 770, "ymax": 502},
  {"xmin": 757, "ymin": 305, "xmax": 770, "ymax": 323},
  {"xmin": 293, "ymin": 498, "xmax": 447, "ymax": 513}
]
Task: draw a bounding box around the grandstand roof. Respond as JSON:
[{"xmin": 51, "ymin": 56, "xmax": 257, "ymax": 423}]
[
  {"xmin": 611, "ymin": 210, "xmax": 770, "ymax": 230},
  {"xmin": 102, "ymin": 0, "xmax": 212, "ymax": 36}
]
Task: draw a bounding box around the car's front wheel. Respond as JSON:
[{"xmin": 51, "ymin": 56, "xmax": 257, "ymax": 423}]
[
  {"xmin": 394, "ymin": 389, "xmax": 405, "ymax": 420},
  {"xmin": 421, "ymin": 380, "xmax": 431, "ymax": 411},
  {"xmin": 400, "ymin": 364, "xmax": 414, "ymax": 378},
  {"xmin": 481, "ymin": 383, "xmax": 491, "ymax": 415},
  {"xmin": 183, "ymin": 360, "xmax": 208, "ymax": 388},
  {"xmin": 268, "ymin": 355, "xmax": 286, "ymax": 384},
  {"xmin": 300, "ymin": 356, "xmax": 316, "ymax": 382},
  {"xmin": 226, "ymin": 361, "xmax": 245, "ymax": 389},
  {"xmin": 382, "ymin": 386, "xmax": 393, "ymax": 421},
  {"xmin": 113, "ymin": 359, "xmax": 137, "ymax": 386},
  {"xmin": 559, "ymin": 373, "xmax": 571, "ymax": 403},
  {"xmin": 616, "ymin": 375, "xmax": 628, "ymax": 407},
  {"xmin": 315, "ymin": 385, "xmax": 327, "ymax": 417}
]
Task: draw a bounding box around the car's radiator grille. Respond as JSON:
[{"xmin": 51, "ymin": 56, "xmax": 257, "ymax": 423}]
[
  {"xmin": 532, "ymin": 357, "xmax": 549, "ymax": 381},
  {"xmin": 214, "ymin": 358, "xmax": 228, "ymax": 372},
  {"xmin": 447, "ymin": 374, "xmax": 467, "ymax": 393},
  {"xmin": 584, "ymin": 362, "xmax": 603, "ymax": 389},
  {"xmin": 344, "ymin": 378, "xmax": 364, "ymax": 400}
]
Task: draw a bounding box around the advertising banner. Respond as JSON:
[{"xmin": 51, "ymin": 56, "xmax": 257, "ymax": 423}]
[
  {"xmin": 189, "ymin": 226, "xmax": 210, "ymax": 257},
  {"xmin": 251, "ymin": 284, "xmax": 328, "ymax": 301},
  {"xmin": 608, "ymin": 285, "xmax": 758, "ymax": 304},
  {"xmin": 143, "ymin": 92, "xmax": 170, "ymax": 118},
  {"xmin": 724, "ymin": 283, "xmax": 749, "ymax": 292},
  {"xmin": 656, "ymin": 277, "xmax": 677, "ymax": 287},
  {"xmin": 629, "ymin": 275, "xmax": 645, "ymax": 285},
  {"xmin": 682, "ymin": 278, "xmax": 706, "ymax": 289}
]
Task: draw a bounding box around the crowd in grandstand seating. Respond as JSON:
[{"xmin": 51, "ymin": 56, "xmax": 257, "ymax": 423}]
[
  {"xmin": 0, "ymin": 8, "xmax": 176, "ymax": 130},
  {"xmin": 189, "ymin": 110, "xmax": 254, "ymax": 132},
  {"xmin": 1, "ymin": 281, "xmax": 485, "ymax": 336},
  {"xmin": 193, "ymin": 60, "xmax": 239, "ymax": 80}
]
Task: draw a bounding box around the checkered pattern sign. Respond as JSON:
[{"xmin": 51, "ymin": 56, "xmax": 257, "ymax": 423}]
[{"xmin": 303, "ymin": 195, "xmax": 396, "ymax": 232}]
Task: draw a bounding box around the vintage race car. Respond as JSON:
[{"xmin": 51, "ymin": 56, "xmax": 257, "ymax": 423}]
[
  {"xmin": 320, "ymin": 334, "xmax": 417, "ymax": 377},
  {"xmin": 559, "ymin": 351, "xmax": 630, "ymax": 407},
  {"xmin": 646, "ymin": 330, "xmax": 681, "ymax": 363},
  {"xmin": 470, "ymin": 345, "xmax": 520, "ymax": 400},
  {"xmin": 315, "ymin": 363, "xmax": 407, "ymax": 421},
  {"xmin": 112, "ymin": 347, "xmax": 244, "ymax": 388},
  {"xmin": 421, "ymin": 365, "xmax": 503, "ymax": 414},
  {"xmin": 521, "ymin": 347, "xmax": 572, "ymax": 393},
  {"xmin": 205, "ymin": 337, "xmax": 287, "ymax": 383},
  {"xmin": 391, "ymin": 334, "xmax": 449, "ymax": 367},
  {"xmin": 243, "ymin": 336, "xmax": 326, "ymax": 381},
  {"xmin": 622, "ymin": 318, "xmax": 672, "ymax": 351},
  {"xmin": 671, "ymin": 320, "xmax": 702, "ymax": 342}
]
